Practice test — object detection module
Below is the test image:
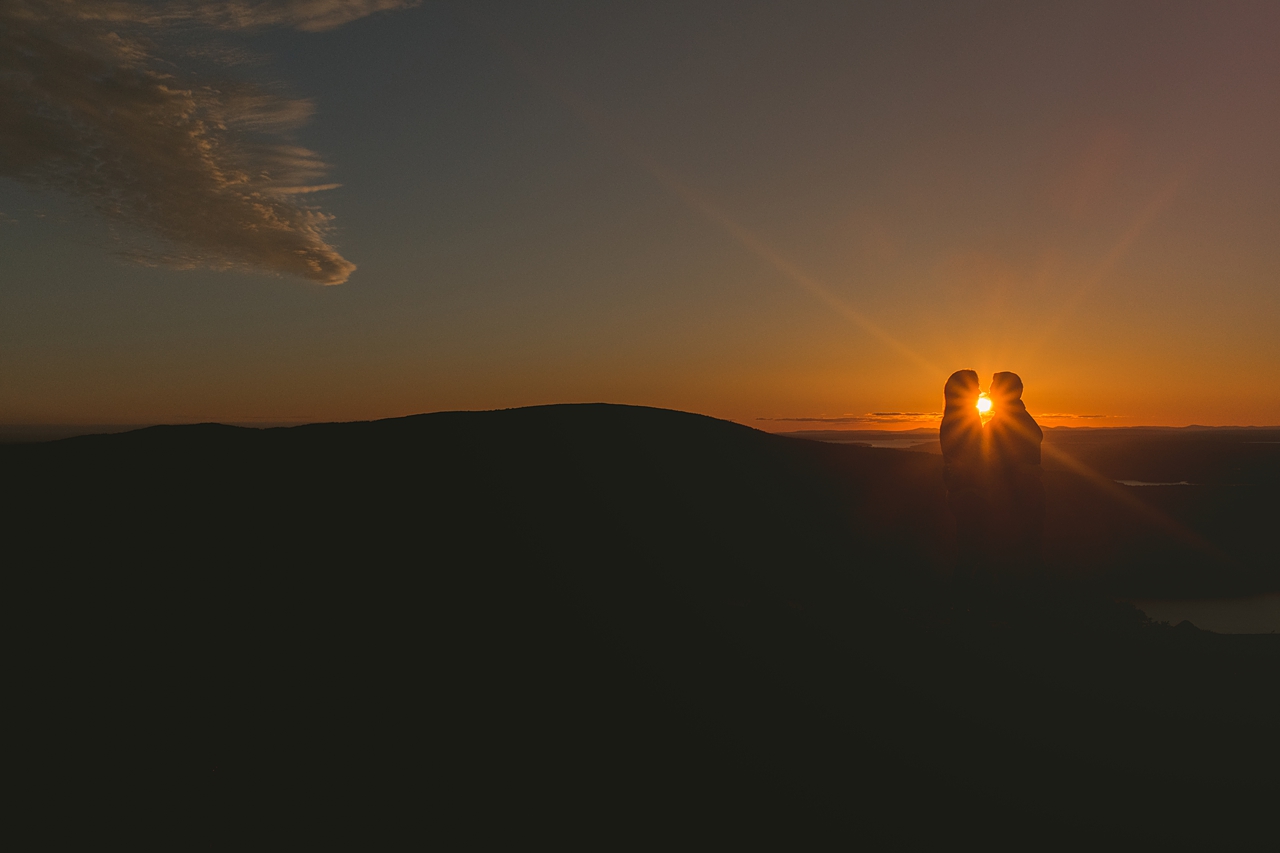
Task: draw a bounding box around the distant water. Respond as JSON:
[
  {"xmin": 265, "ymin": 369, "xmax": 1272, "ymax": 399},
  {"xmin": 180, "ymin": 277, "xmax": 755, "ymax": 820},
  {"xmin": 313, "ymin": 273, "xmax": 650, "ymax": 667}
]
[
  {"xmin": 1114, "ymin": 480, "xmax": 1193, "ymax": 486},
  {"xmin": 1131, "ymin": 595, "xmax": 1280, "ymax": 634}
]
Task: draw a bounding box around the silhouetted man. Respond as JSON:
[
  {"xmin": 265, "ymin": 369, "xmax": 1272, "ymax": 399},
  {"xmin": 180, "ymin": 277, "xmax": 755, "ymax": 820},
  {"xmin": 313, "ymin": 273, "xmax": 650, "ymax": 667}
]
[
  {"xmin": 984, "ymin": 371, "xmax": 1045, "ymax": 573},
  {"xmin": 941, "ymin": 369, "xmax": 986, "ymax": 580}
]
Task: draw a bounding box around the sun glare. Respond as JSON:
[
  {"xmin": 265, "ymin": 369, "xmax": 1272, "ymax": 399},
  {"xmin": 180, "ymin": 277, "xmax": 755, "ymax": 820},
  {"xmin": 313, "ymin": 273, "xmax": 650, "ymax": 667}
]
[{"xmin": 976, "ymin": 396, "xmax": 992, "ymax": 413}]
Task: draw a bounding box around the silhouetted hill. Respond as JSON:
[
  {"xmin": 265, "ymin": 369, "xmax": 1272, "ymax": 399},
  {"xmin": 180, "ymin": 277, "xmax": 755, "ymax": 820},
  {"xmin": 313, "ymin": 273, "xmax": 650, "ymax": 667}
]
[{"xmin": 5, "ymin": 404, "xmax": 1276, "ymax": 845}]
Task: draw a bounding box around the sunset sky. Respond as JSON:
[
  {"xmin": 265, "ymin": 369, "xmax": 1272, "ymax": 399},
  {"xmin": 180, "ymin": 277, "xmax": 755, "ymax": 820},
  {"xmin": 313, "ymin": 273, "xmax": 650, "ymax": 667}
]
[{"xmin": 3, "ymin": 0, "xmax": 1279, "ymax": 430}]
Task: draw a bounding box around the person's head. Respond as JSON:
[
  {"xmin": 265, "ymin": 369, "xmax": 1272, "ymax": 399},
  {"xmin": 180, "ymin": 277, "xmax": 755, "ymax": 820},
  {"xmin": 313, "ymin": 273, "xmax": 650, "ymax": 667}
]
[
  {"xmin": 944, "ymin": 369, "xmax": 980, "ymax": 410},
  {"xmin": 990, "ymin": 372, "xmax": 1023, "ymax": 405}
]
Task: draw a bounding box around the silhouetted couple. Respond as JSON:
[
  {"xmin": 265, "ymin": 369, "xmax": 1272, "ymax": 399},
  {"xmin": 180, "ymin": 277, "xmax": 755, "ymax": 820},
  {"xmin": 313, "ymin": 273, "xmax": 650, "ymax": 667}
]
[{"xmin": 941, "ymin": 370, "xmax": 1044, "ymax": 584}]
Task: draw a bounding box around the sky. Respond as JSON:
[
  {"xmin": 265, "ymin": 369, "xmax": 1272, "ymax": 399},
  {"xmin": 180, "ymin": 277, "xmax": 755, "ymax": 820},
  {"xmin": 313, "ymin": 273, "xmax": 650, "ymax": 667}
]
[{"xmin": 2, "ymin": 0, "xmax": 1279, "ymax": 430}]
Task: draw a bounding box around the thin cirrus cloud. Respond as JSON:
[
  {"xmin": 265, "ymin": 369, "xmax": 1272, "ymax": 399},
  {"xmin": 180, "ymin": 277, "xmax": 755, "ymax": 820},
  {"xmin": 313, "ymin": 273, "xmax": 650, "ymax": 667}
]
[
  {"xmin": 0, "ymin": 1, "xmax": 419, "ymax": 284},
  {"xmin": 760, "ymin": 412, "xmax": 1114, "ymax": 425},
  {"xmin": 758, "ymin": 413, "xmax": 944, "ymax": 425}
]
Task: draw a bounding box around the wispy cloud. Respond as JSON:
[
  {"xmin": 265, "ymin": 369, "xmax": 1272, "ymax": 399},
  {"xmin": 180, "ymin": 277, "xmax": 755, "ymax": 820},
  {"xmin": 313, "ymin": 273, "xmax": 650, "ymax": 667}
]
[
  {"xmin": 758, "ymin": 412, "xmax": 943, "ymax": 425},
  {"xmin": 760, "ymin": 411, "xmax": 1116, "ymax": 425},
  {"xmin": 0, "ymin": 1, "xmax": 419, "ymax": 284},
  {"xmin": 63, "ymin": 1, "xmax": 420, "ymax": 33}
]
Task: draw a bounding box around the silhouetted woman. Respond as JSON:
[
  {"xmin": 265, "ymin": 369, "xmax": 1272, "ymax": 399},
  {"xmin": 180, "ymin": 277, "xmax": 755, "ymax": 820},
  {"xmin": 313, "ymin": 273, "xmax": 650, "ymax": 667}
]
[
  {"xmin": 984, "ymin": 372, "xmax": 1045, "ymax": 574},
  {"xmin": 941, "ymin": 369, "xmax": 986, "ymax": 580}
]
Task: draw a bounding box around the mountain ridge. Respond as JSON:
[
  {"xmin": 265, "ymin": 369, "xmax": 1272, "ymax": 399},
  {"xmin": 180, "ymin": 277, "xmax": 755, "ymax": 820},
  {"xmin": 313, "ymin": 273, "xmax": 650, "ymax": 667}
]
[{"xmin": 5, "ymin": 402, "xmax": 1277, "ymax": 843}]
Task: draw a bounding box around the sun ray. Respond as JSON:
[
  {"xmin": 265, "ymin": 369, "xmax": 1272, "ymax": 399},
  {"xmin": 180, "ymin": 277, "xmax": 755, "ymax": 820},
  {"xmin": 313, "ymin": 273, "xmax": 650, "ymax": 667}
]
[
  {"xmin": 1024, "ymin": 173, "xmax": 1186, "ymax": 360},
  {"xmin": 1040, "ymin": 442, "xmax": 1225, "ymax": 560},
  {"xmin": 489, "ymin": 30, "xmax": 941, "ymax": 380}
]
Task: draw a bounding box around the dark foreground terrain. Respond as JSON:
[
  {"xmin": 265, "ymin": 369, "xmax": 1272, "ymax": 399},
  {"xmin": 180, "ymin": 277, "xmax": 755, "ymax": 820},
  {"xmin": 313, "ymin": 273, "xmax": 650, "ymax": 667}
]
[
  {"xmin": 785, "ymin": 423, "xmax": 1280, "ymax": 598},
  {"xmin": 7, "ymin": 404, "xmax": 1277, "ymax": 846}
]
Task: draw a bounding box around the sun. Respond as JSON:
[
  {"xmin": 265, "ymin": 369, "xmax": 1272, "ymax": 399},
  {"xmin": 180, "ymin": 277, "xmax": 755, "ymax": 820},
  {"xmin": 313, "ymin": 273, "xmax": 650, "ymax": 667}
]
[{"xmin": 976, "ymin": 395, "xmax": 992, "ymax": 413}]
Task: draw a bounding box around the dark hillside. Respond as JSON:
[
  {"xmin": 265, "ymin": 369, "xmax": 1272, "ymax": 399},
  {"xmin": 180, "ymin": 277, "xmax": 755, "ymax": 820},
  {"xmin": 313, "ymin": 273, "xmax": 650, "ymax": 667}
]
[
  {"xmin": 5, "ymin": 404, "xmax": 1276, "ymax": 845},
  {"xmin": 786, "ymin": 425, "xmax": 1280, "ymax": 598}
]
